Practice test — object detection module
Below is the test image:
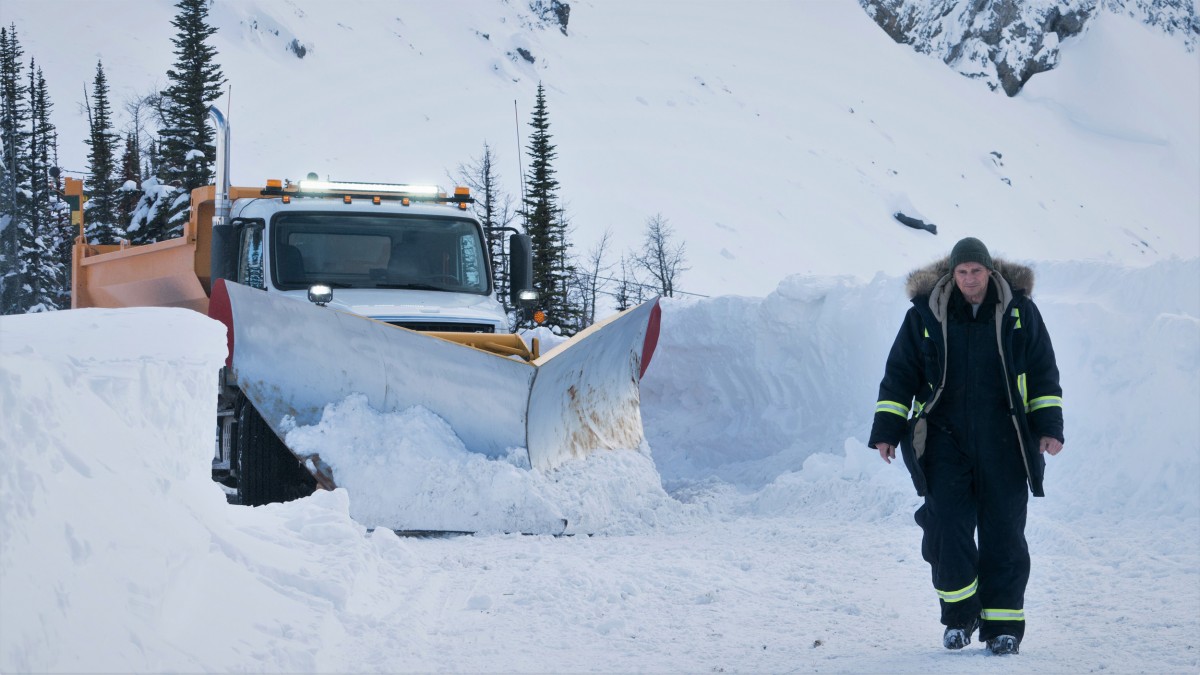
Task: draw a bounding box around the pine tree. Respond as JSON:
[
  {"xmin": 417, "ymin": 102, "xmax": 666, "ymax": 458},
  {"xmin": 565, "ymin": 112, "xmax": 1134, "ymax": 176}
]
[
  {"xmin": 84, "ymin": 60, "xmax": 122, "ymax": 244},
  {"xmin": 26, "ymin": 62, "xmax": 68, "ymax": 311},
  {"xmin": 0, "ymin": 25, "xmax": 31, "ymax": 314},
  {"xmin": 519, "ymin": 83, "xmax": 576, "ymax": 331},
  {"xmin": 144, "ymin": 137, "xmax": 159, "ymax": 181},
  {"xmin": 116, "ymin": 131, "xmax": 141, "ymax": 228},
  {"xmin": 49, "ymin": 139, "xmax": 73, "ymax": 308},
  {"xmin": 456, "ymin": 142, "xmax": 517, "ymax": 316},
  {"xmin": 126, "ymin": 130, "xmax": 172, "ymax": 243},
  {"xmin": 153, "ymin": 0, "xmax": 225, "ymax": 240}
]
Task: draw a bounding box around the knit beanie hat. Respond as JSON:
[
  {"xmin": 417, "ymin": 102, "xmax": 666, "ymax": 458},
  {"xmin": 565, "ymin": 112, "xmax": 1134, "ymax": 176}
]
[{"xmin": 949, "ymin": 237, "xmax": 994, "ymax": 270}]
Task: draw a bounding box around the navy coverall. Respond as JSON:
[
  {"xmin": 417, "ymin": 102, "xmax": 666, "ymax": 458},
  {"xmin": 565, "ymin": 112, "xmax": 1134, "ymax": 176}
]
[{"xmin": 869, "ymin": 268, "xmax": 1064, "ymax": 645}]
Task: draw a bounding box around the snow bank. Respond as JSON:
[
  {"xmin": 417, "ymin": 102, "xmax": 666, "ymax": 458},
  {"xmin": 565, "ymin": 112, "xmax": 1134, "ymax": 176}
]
[
  {"xmin": 642, "ymin": 259, "xmax": 1200, "ymax": 520},
  {"xmin": 0, "ymin": 309, "xmax": 227, "ymax": 669},
  {"xmin": 0, "ymin": 310, "xmax": 403, "ymax": 671},
  {"xmin": 641, "ymin": 273, "xmax": 912, "ymax": 490}
]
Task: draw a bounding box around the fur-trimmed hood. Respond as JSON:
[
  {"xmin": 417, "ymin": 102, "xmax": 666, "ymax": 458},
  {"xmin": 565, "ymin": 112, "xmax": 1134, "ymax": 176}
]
[{"xmin": 905, "ymin": 256, "xmax": 1035, "ymax": 300}]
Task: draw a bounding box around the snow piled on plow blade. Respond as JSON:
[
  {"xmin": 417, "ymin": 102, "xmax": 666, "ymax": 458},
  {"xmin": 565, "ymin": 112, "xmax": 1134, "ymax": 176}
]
[{"xmin": 282, "ymin": 395, "xmax": 685, "ymax": 534}]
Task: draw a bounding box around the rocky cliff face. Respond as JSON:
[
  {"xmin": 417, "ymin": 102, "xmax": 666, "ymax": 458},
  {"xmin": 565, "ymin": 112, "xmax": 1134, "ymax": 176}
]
[
  {"xmin": 529, "ymin": 0, "xmax": 570, "ymax": 34},
  {"xmin": 860, "ymin": 0, "xmax": 1198, "ymax": 96}
]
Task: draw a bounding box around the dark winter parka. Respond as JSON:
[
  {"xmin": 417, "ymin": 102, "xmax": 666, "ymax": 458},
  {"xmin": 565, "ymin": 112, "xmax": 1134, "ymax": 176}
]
[{"xmin": 868, "ymin": 257, "xmax": 1064, "ymax": 497}]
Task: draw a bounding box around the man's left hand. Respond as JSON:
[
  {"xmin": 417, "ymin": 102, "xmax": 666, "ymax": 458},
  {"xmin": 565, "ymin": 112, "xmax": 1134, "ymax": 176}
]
[{"xmin": 1039, "ymin": 437, "xmax": 1063, "ymax": 455}]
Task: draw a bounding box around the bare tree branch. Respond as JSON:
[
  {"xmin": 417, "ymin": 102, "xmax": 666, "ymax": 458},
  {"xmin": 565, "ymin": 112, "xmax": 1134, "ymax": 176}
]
[{"xmin": 632, "ymin": 213, "xmax": 688, "ymax": 297}]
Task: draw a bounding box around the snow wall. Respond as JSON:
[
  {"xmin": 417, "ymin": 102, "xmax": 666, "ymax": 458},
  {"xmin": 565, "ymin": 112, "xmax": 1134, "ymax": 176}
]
[
  {"xmin": 641, "ymin": 258, "xmax": 1200, "ymax": 520},
  {"xmin": 0, "ymin": 309, "xmax": 393, "ymax": 671},
  {"xmin": 1, "ymin": 260, "xmax": 1197, "ymax": 670}
]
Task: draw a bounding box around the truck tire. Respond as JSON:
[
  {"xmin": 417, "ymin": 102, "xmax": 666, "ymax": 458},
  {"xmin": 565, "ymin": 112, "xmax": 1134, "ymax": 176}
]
[{"xmin": 235, "ymin": 394, "xmax": 316, "ymax": 506}]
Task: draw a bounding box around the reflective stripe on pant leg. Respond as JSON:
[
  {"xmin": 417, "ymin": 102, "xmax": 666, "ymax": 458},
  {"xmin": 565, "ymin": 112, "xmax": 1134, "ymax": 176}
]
[
  {"xmin": 981, "ymin": 608, "xmax": 1025, "ymax": 621},
  {"xmin": 937, "ymin": 578, "xmax": 978, "ymax": 603}
]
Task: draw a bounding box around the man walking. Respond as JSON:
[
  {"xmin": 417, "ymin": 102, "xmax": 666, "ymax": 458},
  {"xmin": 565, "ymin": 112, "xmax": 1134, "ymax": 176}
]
[{"xmin": 869, "ymin": 237, "xmax": 1064, "ymax": 655}]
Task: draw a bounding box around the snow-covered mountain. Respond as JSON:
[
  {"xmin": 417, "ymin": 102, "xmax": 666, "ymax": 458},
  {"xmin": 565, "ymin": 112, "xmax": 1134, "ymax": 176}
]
[
  {"xmin": 3, "ymin": 0, "xmax": 1197, "ymax": 299},
  {"xmin": 860, "ymin": 0, "xmax": 1197, "ymax": 95}
]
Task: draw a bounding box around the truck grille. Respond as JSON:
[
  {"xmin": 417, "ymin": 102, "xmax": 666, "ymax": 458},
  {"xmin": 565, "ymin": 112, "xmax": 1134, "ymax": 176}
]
[{"xmin": 386, "ymin": 321, "xmax": 496, "ymax": 333}]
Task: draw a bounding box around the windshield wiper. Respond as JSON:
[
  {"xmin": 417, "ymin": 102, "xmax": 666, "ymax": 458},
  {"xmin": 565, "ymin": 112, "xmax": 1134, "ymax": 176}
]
[{"xmin": 373, "ymin": 283, "xmax": 447, "ymax": 291}]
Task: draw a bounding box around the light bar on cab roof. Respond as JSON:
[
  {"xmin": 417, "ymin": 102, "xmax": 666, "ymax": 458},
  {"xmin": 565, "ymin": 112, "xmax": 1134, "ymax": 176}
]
[{"xmin": 297, "ymin": 179, "xmax": 441, "ymax": 196}]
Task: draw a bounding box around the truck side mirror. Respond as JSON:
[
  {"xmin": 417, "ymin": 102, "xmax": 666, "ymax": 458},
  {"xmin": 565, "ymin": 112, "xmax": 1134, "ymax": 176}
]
[{"xmin": 508, "ymin": 233, "xmax": 537, "ymax": 308}]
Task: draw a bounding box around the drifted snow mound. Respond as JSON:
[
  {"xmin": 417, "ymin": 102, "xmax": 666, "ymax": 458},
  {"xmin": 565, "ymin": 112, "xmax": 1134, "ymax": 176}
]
[
  {"xmin": 283, "ymin": 395, "xmax": 694, "ymax": 535},
  {"xmin": 641, "ymin": 274, "xmax": 908, "ymax": 490},
  {"xmin": 642, "ymin": 259, "xmax": 1200, "ymax": 520},
  {"xmin": 0, "ymin": 309, "xmax": 348, "ymax": 667},
  {"xmin": 0, "ymin": 309, "xmax": 413, "ymax": 671}
]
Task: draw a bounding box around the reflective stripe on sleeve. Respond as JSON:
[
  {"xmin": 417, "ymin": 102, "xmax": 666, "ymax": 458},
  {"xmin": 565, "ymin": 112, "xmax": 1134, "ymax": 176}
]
[
  {"xmin": 1028, "ymin": 396, "xmax": 1063, "ymax": 412},
  {"xmin": 936, "ymin": 578, "xmax": 978, "ymax": 603},
  {"xmin": 981, "ymin": 608, "xmax": 1025, "ymax": 622},
  {"xmin": 875, "ymin": 400, "xmax": 911, "ymax": 418},
  {"xmin": 1017, "ymin": 373, "xmax": 1028, "ymax": 411}
]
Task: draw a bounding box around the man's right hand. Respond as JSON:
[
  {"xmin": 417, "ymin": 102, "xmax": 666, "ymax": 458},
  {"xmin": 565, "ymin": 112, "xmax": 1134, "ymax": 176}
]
[{"xmin": 875, "ymin": 443, "xmax": 896, "ymax": 464}]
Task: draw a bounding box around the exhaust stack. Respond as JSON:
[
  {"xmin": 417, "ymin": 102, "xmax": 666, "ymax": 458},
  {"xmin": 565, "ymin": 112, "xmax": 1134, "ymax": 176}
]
[{"xmin": 207, "ymin": 106, "xmax": 235, "ymax": 284}]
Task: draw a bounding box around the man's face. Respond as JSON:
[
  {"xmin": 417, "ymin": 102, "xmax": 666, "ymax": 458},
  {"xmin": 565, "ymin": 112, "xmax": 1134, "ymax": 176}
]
[{"xmin": 954, "ymin": 262, "xmax": 989, "ymax": 303}]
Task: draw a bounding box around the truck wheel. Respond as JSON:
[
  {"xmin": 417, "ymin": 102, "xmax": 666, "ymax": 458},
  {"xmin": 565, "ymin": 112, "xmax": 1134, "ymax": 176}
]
[{"xmin": 235, "ymin": 394, "xmax": 316, "ymax": 506}]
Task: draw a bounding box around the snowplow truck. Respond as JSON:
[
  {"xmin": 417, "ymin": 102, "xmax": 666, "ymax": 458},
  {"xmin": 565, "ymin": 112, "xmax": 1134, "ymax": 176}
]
[{"xmin": 72, "ymin": 107, "xmax": 662, "ymax": 516}]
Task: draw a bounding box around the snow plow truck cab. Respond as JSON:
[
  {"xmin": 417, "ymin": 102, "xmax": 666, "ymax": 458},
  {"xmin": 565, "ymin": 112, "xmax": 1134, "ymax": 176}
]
[{"xmin": 71, "ymin": 107, "xmax": 662, "ymax": 524}]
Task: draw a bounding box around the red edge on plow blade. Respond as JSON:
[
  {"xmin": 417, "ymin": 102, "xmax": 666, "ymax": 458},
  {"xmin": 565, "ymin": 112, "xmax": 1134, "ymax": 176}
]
[
  {"xmin": 640, "ymin": 300, "xmax": 662, "ymax": 379},
  {"xmin": 207, "ymin": 278, "xmax": 234, "ymax": 368}
]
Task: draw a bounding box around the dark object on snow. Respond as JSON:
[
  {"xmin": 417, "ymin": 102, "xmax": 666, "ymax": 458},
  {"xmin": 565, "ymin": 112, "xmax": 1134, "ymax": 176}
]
[{"xmin": 894, "ymin": 212, "xmax": 937, "ymax": 235}]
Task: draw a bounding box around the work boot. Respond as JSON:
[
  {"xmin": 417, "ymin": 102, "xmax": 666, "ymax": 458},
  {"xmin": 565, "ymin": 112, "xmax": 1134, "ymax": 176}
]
[
  {"xmin": 986, "ymin": 635, "xmax": 1019, "ymax": 655},
  {"xmin": 942, "ymin": 618, "xmax": 978, "ymax": 650}
]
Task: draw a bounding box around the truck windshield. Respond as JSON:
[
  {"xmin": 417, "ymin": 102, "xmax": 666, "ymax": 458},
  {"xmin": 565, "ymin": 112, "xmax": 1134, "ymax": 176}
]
[{"xmin": 271, "ymin": 213, "xmax": 490, "ymax": 294}]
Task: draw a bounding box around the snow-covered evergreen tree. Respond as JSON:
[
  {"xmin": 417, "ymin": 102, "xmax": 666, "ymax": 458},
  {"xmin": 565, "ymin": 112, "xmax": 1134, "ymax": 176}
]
[
  {"xmin": 116, "ymin": 132, "xmax": 141, "ymax": 230},
  {"xmin": 0, "ymin": 25, "xmax": 31, "ymax": 314},
  {"xmin": 84, "ymin": 59, "xmax": 122, "ymax": 244},
  {"xmin": 152, "ymin": 0, "xmax": 225, "ymax": 240},
  {"xmin": 26, "ymin": 62, "xmax": 68, "ymax": 311},
  {"xmin": 519, "ymin": 83, "xmax": 577, "ymax": 332},
  {"xmin": 125, "ymin": 109, "xmax": 164, "ymax": 245}
]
